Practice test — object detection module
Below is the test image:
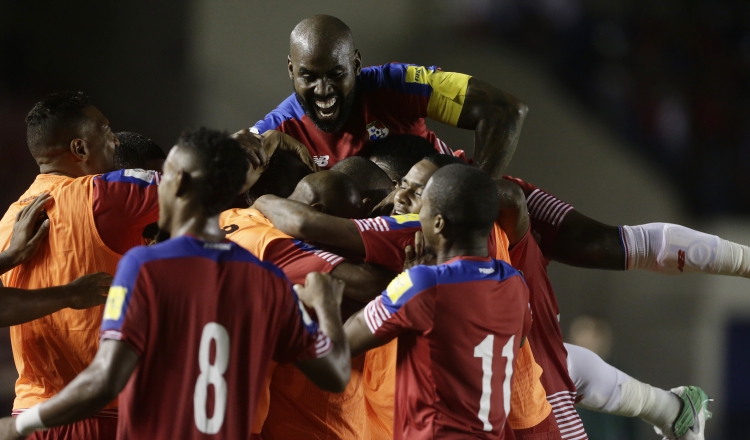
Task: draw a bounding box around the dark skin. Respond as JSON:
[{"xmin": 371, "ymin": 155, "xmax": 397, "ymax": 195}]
[
  {"xmin": 0, "ymin": 145, "xmax": 352, "ymax": 439},
  {"xmin": 253, "ymin": 160, "xmax": 529, "ymax": 259},
  {"xmin": 289, "ymin": 15, "xmax": 527, "ymax": 178},
  {"xmin": 344, "ymin": 176, "xmax": 526, "ymax": 357},
  {"xmin": 548, "ymin": 211, "xmax": 624, "ymax": 270}
]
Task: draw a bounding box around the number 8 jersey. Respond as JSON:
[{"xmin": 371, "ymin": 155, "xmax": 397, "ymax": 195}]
[
  {"xmin": 100, "ymin": 235, "xmax": 331, "ymax": 440},
  {"xmin": 363, "ymin": 256, "xmax": 532, "ymax": 440}
]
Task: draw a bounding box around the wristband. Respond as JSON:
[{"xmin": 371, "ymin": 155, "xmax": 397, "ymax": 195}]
[{"xmin": 15, "ymin": 405, "xmax": 47, "ymax": 436}]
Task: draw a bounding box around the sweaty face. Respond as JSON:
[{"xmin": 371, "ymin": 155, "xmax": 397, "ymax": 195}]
[
  {"xmin": 289, "ymin": 40, "xmax": 360, "ymax": 133},
  {"xmin": 80, "ymin": 106, "xmax": 119, "ymax": 174},
  {"xmin": 392, "ymin": 160, "xmax": 438, "ymax": 215}
]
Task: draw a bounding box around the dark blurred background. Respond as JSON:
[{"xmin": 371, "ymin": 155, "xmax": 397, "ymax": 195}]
[{"xmin": 2, "ymin": 1, "xmax": 749, "ymax": 438}]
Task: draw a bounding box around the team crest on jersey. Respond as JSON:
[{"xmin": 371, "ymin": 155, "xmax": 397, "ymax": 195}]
[
  {"xmin": 366, "ymin": 121, "xmax": 390, "ymax": 141},
  {"xmin": 314, "ymin": 155, "xmax": 330, "ymax": 167}
]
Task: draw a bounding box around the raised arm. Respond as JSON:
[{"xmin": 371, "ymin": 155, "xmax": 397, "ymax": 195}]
[
  {"xmin": 0, "ymin": 193, "xmax": 51, "ymax": 276},
  {"xmin": 293, "ymin": 272, "xmax": 351, "ymax": 393},
  {"xmin": 0, "ymin": 340, "xmax": 138, "ymax": 438},
  {"xmin": 457, "ymin": 78, "xmax": 528, "ymax": 178},
  {"xmin": 0, "ymin": 272, "xmax": 110, "ymax": 327},
  {"xmin": 551, "ymin": 210, "xmax": 625, "ymax": 270},
  {"xmin": 254, "ymin": 195, "xmax": 365, "ymax": 256}
]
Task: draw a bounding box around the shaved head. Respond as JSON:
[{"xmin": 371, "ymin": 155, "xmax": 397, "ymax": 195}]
[
  {"xmin": 289, "ymin": 170, "xmax": 366, "ymax": 219},
  {"xmin": 331, "ymin": 156, "xmax": 393, "ymax": 205},
  {"xmin": 288, "ymin": 15, "xmax": 361, "ymax": 133}
]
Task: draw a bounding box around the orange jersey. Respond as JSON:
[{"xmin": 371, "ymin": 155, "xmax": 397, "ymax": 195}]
[
  {"xmin": 220, "ymin": 208, "xmax": 367, "ymax": 439},
  {"xmin": 0, "ymin": 175, "xmax": 122, "ymax": 412}
]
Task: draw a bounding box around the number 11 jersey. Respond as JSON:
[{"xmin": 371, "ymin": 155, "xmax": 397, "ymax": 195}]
[
  {"xmin": 363, "ymin": 256, "xmax": 532, "ymax": 439},
  {"xmin": 100, "ymin": 235, "xmax": 331, "ymax": 439}
]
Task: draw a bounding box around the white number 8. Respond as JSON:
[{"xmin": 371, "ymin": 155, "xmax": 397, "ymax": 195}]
[{"xmin": 194, "ymin": 323, "xmax": 230, "ymax": 434}]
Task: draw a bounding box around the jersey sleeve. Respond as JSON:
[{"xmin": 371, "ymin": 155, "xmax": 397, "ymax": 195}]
[
  {"xmin": 272, "ymin": 276, "xmax": 333, "ymax": 363},
  {"xmin": 92, "ymin": 169, "xmax": 161, "ymax": 253},
  {"xmin": 252, "ymin": 94, "xmax": 302, "ymax": 134},
  {"xmin": 263, "ymin": 238, "xmax": 345, "ymax": 285},
  {"xmin": 100, "ymin": 251, "xmax": 149, "ymax": 355},
  {"xmin": 362, "ymin": 266, "xmax": 436, "ymax": 342},
  {"xmin": 502, "ymin": 175, "xmax": 574, "ymax": 259},
  {"xmin": 362, "ymin": 63, "xmax": 471, "ymax": 126},
  {"xmin": 351, "ymin": 214, "xmax": 422, "ymax": 273}
]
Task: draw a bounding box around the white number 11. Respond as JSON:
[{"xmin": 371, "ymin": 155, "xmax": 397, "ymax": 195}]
[{"xmin": 473, "ymin": 334, "xmax": 515, "ymax": 431}]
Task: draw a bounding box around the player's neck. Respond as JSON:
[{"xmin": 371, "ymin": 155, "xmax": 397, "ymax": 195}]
[
  {"xmin": 436, "ymin": 240, "xmax": 489, "ymax": 265},
  {"xmin": 168, "ymin": 208, "xmax": 225, "ymax": 243}
]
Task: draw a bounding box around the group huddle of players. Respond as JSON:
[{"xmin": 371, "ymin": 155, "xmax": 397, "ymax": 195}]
[{"xmin": 0, "ymin": 13, "xmax": 747, "ymax": 440}]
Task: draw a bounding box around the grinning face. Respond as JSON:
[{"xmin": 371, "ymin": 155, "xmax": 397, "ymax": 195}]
[
  {"xmin": 288, "ymin": 38, "xmax": 361, "ymax": 133},
  {"xmin": 392, "ymin": 159, "xmax": 438, "ymax": 216}
]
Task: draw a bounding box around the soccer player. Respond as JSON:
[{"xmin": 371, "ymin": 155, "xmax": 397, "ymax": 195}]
[
  {"xmin": 366, "ymin": 134, "xmax": 438, "ymax": 185},
  {"xmin": 0, "ymin": 91, "xmax": 161, "ymax": 439},
  {"xmin": 237, "ymin": 14, "xmax": 527, "ymax": 178},
  {"xmin": 344, "ymin": 164, "xmax": 531, "ymax": 439},
  {"xmin": 253, "ymin": 157, "xmax": 563, "ymax": 439},
  {"xmin": 223, "ymin": 168, "xmax": 394, "ymax": 440},
  {"xmin": 0, "ymin": 127, "xmax": 351, "ymax": 440},
  {"xmin": 112, "ymin": 132, "xmax": 166, "ymax": 171}
]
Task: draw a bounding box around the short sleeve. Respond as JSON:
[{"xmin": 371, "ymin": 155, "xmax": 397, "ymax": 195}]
[
  {"xmin": 352, "ymin": 215, "xmax": 422, "ymax": 273},
  {"xmin": 100, "ymin": 251, "xmax": 149, "ymax": 355},
  {"xmin": 272, "ymin": 277, "xmax": 333, "ymax": 363},
  {"xmin": 362, "ymin": 266, "xmax": 436, "ymax": 342},
  {"xmin": 502, "ymin": 175, "xmax": 574, "ymax": 260},
  {"xmin": 264, "ymin": 238, "xmax": 345, "ymax": 285}
]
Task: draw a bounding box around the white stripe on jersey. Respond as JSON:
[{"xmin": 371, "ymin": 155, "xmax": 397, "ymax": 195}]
[
  {"xmin": 364, "ymin": 297, "xmax": 391, "ymax": 334},
  {"xmin": 354, "ymin": 217, "xmax": 391, "ymax": 233},
  {"xmin": 314, "ymin": 332, "xmax": 333, "ymax": 358},
  {"xmin": 100, "ymin": 330, "xmax": 123, "ymax": 341},
  {"xmin": 547, "ymin": 391, "xmax": 587, "ymax": 439},
  {"xmin": 526, "ymin": 189, "xmax": 574, "ymax": 226}
]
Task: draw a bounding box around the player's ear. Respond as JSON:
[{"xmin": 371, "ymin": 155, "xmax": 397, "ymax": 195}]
[
  {"xmin": 69, "ymin": 138, "xmax": 87, "ymax": 161},
  {"xmin": 361, "ymin": 197, "xmax": 373, "ymax": 215},
  {"xmin": 310, "ymin": 202, "xmax": 326, "ymax": 213},
  {"xmin": 433, "ymin": 214, "xmax": 445, "ymax": 235},
  {"xmin": 175, "ymin": 170, "xmax": 191, "ymax": 197},
  {"xmin": 391, "ymin": 179, "xmax": 399, "ymax": 189},
  {"xmin": 353, "ymin": 49, "xmax": 362, "ymax": 76},
  {"xmin": 287, "ymin": 55, "xmax": 294, "ymax": 80}
]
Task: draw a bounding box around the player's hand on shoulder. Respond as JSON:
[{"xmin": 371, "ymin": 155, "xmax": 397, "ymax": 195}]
[
  {"xmin": 4, "ymin": 192, "xmax": 52, "ymax": 267},
  {"xmin": 262, "ymin": 130, "xmax": 319, "ymax": 173},
  {"xmin": 0, "ymin": 417, "xmax": 25, "ymax": 440},
  {"xmin": 404, "ymin": 231, "xmax": 435, "ymax": 270},
  {"xmin": 66, "ymin": 272, "xmax": 113, "ymax": 309},
  {"xmin": 294, "ymin": 272, "xmax": 345, "ymax": 310}
]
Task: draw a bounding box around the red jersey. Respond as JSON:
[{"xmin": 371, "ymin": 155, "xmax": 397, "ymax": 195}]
[
  {"xmin": 100, "ymin": 235, "xmax": 330, "ymax": 440},
  {"xmin": 502, "ymin": 175, "xmax": 574, "ymax": 263},
  {"xmin": 509, "ymin": 230, "xmax": 586, "ymax": 439},
  {"xmin": 253, "ymin": 63, "xmax": 467, "ymax": 168},
  {"xmin": 364, "ymin": 257, "xmax": 531, "ymax": 439}
]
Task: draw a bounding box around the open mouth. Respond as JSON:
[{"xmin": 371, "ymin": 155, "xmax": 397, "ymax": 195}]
[
  {"xmin": 314, "ymin": 96, "xmax": 338, "ymax": 120},
  {"xmin": 392, "ymin": 207, "xmax": 405, "ymax": 216}
]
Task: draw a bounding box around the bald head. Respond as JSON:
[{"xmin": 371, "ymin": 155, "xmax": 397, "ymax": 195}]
[
  {"xmin": 288, "ymin": 15, "xmax": 361, "ymax": 133},
  {"xmin": 289, "ymin": 170, "xmax": 366, "ymax": 219},
  {"xmin": 331, "ymin": 156, "xmax": 393, "ymax": 206}
]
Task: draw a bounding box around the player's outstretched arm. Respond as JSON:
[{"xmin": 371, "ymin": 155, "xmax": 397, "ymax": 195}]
[
  {"xmin": 551, "ymin": 210, "xmax": 625, "ymax": 270},
  {"xmin": 0, "ymin": 340, "xmax": 138, "ymax": 438},
  {"xmin": 254, "ymin": 195, "xmax": 366, "ymax": 256},
  {"xmin": 0, "ymin": 193, "xmax": 51, "ymax": 276},
  {"xmin": 457, "ymin": 78, "xmax": 528, "ymax": 179},
  {"xmin": 0, "ymin": 272, "xmax": 110, "ymax": 327},
  {"xmin": 293, "ymin": 273, "xmax": 351, "ymax": 393}
]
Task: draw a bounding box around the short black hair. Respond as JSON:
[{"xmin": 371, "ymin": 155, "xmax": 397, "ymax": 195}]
[
  {"xmin": 114, "ymin": 132, "xmax": 166, "ymax": 170},
  {"xmin": 177, "ymin": 128, "xmax": 249, "ymax": 216},
  {"xmin": 331, "ymin": 156, "xmax": 392, "ymax": 205},
  {"xmin": 424, "ymin": 164, "xmax": 498, "ymax": 238},
  {"xmin": 424, "ymin": 153, "xmax": 466, "ymax": 169},
  {"xmin": 25, "ymin": 91, "xmax": 91, "ymax": 156},
  {"xmin": 367, "ymin": 134, "xmax": 437, "ymax": 181},
  {"xmin": 245, "ymin": 149, "xmax": 312, "ymax": 205}
]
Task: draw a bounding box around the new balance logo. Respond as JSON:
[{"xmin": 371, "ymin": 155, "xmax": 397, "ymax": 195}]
[{"xmin": 314, "ymin": 155, "xmax": 330, "ymax": 167}]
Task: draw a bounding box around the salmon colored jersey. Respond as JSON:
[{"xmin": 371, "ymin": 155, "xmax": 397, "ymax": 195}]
[
  {"xmin": 0, "ymin": 171, "xmax": 159, "ymax": 413},
  {"xmin": 220, "ymin": 208, "xmax": 368, "ymax": 439}
]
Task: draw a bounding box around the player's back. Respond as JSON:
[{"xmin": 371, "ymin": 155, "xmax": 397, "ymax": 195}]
[
  {"xmin": 101, "ymin": 236, "xmax": 327, "ymax": 440},
  {"xmin": 371, "ymin": 257, "xmax": 531, "ymax": 439}
]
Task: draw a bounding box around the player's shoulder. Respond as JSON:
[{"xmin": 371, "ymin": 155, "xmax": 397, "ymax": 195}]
[
  {"xmin": 381, "ymin": 265, "xmax": 437, "ymax": 310},
  {"xmin": 353, "ymin": 214, "xmax": 421, "ymax": 232},
  {"xmin": 437, "ymin": 257, "xmax": 523, "ymax": 285},
  {"xmin": 359, "ymin": 62, "xmax": 439, "ymax": 96},
  {"xmin": 95, "ymin": 169, "xmax": 160, "ymax": 187},
  {"xmin": 253, "ymin": 94, "xmax": 307, "ymax": 131}
]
